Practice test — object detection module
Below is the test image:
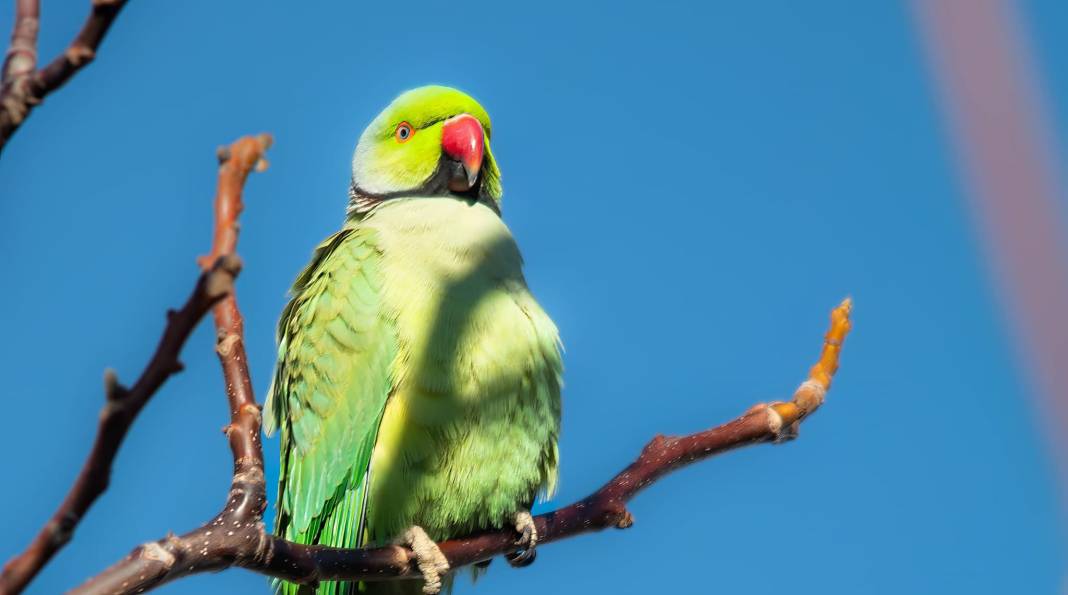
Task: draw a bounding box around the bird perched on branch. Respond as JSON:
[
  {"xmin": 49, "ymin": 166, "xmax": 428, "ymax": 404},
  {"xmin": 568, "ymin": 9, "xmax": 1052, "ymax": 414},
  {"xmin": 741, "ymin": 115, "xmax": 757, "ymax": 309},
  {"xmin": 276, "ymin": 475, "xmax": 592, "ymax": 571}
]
[{"xmin": 264, "ymin": 86, "xmax": 563, "ymax": 595}]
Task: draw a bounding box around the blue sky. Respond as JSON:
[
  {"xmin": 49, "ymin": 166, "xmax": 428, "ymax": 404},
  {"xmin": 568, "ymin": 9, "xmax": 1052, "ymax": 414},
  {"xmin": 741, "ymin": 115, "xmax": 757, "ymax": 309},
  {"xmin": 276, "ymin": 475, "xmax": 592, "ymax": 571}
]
[{"xmin": 1, "ymin": 1, "xmax": 1066, "ymax": 593}]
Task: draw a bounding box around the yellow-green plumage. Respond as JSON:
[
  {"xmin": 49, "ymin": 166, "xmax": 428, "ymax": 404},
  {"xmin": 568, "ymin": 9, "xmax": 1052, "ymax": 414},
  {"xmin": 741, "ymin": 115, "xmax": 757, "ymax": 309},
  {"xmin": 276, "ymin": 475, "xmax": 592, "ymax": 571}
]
[{"xmin": 265, "ymin": 87, "xmax": 562, "ymax": 595}]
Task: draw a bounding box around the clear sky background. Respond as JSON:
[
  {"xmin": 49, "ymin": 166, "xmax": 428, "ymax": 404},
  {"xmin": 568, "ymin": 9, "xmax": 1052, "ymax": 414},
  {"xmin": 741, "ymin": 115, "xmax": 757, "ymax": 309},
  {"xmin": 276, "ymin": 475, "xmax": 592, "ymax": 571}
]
[{"xmin": 2, "ymin": 1, "xmax": 1066, "ymax": 593}]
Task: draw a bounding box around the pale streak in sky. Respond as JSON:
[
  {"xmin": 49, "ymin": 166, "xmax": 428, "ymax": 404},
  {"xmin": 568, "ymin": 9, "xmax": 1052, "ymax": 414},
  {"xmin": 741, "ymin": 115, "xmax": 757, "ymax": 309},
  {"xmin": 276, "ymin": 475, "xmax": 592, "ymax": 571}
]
[{"xmin": 911, "ymin": 0, "xmax": 1068, "ymax": 507}]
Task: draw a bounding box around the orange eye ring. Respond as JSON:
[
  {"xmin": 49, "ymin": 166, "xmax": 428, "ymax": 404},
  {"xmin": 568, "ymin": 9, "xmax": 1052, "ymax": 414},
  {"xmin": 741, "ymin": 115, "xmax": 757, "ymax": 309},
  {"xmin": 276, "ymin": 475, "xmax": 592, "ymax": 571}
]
[{"xmin": 395, "ymin": 121, "xmax": 413, "ymax": 143}]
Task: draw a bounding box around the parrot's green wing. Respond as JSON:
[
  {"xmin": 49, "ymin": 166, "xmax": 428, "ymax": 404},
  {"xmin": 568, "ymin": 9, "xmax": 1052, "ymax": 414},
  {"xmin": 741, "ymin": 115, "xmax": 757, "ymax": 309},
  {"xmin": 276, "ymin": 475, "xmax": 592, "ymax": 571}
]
[{"xmin": 264, "ymin": 226, "xmax": 397, "ymax": 594}]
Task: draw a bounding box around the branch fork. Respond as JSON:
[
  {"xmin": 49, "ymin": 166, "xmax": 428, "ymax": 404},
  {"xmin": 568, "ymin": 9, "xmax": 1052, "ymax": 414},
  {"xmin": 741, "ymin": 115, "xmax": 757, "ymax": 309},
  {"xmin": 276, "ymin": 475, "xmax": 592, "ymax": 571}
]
[
  {"xmin": 0, "ymin": 240, "xmax": 241, "ymax": 595},
  {"xmin": 0, "ymin": 0, "xmax": 129, "ymax": 152}
]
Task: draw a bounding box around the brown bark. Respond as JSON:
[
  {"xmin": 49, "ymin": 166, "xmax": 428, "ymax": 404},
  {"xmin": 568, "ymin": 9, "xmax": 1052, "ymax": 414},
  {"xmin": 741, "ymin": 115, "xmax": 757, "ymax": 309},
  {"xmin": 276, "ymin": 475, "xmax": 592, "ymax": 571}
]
[
  {"xmin": 72, "ymin": 376, "xmax": 854, "ymax": 594},
  {"xmin": 0, "ymin": 0, "xmax": 128, "ymax": 154}
]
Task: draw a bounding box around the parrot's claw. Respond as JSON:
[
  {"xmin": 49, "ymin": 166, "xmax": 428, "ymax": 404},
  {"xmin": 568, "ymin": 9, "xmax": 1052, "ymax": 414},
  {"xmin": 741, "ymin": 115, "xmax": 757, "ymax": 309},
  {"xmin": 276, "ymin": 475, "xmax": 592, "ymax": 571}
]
[
  {"xmin": 505, "ymin": 510, "xmax": 538, "ymax": 568},
  {"xmin": 399, "ymin": 526, "xmax": 450, "ymax": 594}
]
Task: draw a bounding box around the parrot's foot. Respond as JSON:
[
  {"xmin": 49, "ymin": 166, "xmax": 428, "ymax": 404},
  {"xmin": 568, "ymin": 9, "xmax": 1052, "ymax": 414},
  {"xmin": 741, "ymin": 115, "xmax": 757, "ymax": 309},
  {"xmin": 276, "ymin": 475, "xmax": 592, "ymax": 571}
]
[
  {"xmin": 505, "ymin": 510, "xmax": 538, "ymax": 568},
  {"xmin": 399, "ymin": 526, "xmax": 450, "ymax": 594}
]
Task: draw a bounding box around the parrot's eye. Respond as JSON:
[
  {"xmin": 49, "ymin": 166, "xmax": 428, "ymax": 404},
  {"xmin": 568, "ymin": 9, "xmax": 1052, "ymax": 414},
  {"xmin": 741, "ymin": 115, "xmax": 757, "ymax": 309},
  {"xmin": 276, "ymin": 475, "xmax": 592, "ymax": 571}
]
[{"xmin": 395, "ymin": 122, "xmax": 413, "ymax": 143}]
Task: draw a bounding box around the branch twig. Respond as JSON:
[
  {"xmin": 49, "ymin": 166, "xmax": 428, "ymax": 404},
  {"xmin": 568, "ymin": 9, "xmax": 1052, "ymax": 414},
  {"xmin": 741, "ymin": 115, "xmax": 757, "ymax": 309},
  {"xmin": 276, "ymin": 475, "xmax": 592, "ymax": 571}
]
[
  {"xmin": 0, "ymin": 0, "xmax": 128, "ymax": 154},
  {"xmin": 0, "ymin": 259, "xmax": 239, "ymax": 595},
  {"xmin": 72, "ymin": 139, "xmax": 853, "ymax": 594},
  {"xmin": 66, "ymin": 133, "xmax": 274, "ymax": 594}
]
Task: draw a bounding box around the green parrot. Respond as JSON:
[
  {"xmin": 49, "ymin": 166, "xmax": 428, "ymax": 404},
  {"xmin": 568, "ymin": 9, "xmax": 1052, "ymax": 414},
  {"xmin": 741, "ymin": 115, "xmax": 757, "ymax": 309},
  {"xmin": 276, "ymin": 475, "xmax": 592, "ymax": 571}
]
[{"xmin": 264, "ymin": 86, "xmax": 563, "ymax": 595}]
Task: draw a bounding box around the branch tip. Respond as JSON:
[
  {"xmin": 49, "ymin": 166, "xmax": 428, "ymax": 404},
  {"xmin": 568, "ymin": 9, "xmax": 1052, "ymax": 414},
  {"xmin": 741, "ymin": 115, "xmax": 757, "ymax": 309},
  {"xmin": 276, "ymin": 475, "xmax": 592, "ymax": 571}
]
[
  {"xmin": 102, "ymin": 368, "xmax": 125, "ymax": 402},
  {"xmin": 802, "ymin": 297, "xmax": 853, "ymax": 402}
]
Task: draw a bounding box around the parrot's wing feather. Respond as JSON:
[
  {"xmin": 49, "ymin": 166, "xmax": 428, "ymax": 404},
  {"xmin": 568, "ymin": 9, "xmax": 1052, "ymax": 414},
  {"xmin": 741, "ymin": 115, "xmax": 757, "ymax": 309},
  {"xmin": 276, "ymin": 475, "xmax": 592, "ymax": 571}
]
[{"xmin": 265, "ymin": 226, "xmax": 397, "ymax": 548}]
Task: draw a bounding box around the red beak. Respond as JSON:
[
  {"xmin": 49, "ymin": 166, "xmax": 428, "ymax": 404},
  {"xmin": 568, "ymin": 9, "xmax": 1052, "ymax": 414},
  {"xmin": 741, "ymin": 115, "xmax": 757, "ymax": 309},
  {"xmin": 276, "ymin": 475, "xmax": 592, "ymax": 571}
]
[{"xmin": 441, "ymin": 114, "xmax": 484, "ymax": 192}]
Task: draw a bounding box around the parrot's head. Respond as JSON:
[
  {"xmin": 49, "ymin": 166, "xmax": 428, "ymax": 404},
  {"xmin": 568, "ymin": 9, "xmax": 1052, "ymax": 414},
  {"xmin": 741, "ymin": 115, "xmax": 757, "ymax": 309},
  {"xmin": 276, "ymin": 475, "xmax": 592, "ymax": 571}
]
[{"xmin": 349, "ymin": 85, "xmax": 502, "ymax": 214}]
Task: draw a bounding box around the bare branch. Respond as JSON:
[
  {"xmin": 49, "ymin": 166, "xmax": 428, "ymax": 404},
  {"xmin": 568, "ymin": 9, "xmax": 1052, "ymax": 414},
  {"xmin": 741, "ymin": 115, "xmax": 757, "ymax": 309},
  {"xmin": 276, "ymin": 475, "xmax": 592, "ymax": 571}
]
[
  {"xmin": 0, "ymin": 5, "xmax": 856, "ymax": 595},
  {"xmin": 72, "ymin": 169, "xmax": 854, "ymax": 595},
  {"xmin": 0, "ymin": 0, "xmax": 128, "ymax": 154},
  {"xmin": 66, "ymin": 133, "xmax": 274, "ymax": 594},
  {"xmin": 200, "ymin": 134, "xmax": 274, "ymax": 538},
  {"xmin": 0, "ymin": 258, "xmax": 239, "ymax": 595}
]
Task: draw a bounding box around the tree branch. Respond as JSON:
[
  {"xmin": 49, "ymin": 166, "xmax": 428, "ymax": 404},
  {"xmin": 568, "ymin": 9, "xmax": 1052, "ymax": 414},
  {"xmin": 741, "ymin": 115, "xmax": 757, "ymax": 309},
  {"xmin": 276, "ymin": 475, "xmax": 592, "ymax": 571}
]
[
  {"xmin": 0, "ymin": 0, "xmax": 128, "ymax": 154},
  {"xmin": 0, "ymin": 258, "xmax": 239, "ymax": 595},
  {"xmin": 71, "ymin": 131, "xmax": 853, "ymax": 594},
  {"xmin": 0, "ymin": 5, "xmax": 855, "ymax": 595}
]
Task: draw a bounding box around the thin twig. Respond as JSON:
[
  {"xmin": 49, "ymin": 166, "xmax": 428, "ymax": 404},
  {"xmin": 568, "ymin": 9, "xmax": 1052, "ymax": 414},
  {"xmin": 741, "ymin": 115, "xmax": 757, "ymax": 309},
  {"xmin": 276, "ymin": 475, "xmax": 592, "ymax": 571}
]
[
  {"xmin": 201, "ymin": 134, "xmax": 272, "ymax": 539},
  {"xmin": 0, "ymin": 0, "xmax": 128, "ymax": 154},
  {"xmin": 0, "ymin": 259, "xmax": 240, "ymax": 595},
  {"xmin": 65, "ymin": 133, "xmax": 274, "ymax": 594}
]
